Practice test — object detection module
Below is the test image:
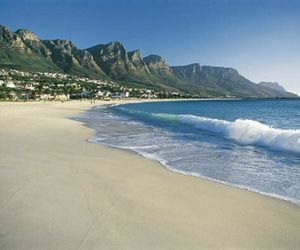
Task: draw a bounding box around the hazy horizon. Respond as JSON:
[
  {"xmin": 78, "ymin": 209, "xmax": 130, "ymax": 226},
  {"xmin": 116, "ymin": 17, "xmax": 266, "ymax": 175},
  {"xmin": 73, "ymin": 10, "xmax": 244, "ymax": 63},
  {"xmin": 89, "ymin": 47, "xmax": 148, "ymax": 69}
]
[{"xmin": 1, "ymin": 0, "xmax": 299, "ymax": 94}]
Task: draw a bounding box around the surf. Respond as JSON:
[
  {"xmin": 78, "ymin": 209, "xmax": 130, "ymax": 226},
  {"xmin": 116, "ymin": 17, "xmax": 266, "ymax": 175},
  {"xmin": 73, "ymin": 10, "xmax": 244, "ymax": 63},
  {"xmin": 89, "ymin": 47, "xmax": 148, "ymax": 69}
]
[{"xmin": 152, "ymin": 113, "xmax": 300, "ymax": 154}]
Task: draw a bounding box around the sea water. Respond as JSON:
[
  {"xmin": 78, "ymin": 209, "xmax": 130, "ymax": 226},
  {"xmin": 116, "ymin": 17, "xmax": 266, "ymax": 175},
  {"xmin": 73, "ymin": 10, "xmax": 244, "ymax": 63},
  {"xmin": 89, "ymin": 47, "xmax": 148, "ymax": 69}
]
[{"xmin": 76, "ymin": 99, "xmax": 300, "ymax": 205}]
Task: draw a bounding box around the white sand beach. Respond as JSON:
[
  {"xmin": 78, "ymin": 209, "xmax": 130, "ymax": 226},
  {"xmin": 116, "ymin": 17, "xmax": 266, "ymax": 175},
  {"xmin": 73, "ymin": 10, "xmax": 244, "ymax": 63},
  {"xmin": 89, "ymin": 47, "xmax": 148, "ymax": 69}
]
[{"xmin": 0, "ymin": 100, "xmax": 300, "ymax": 249}]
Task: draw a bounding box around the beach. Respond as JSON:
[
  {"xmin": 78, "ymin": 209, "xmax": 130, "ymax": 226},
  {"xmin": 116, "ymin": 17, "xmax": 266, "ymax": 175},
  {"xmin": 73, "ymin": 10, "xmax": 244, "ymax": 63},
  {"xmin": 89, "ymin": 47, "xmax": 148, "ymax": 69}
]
[{"xmin": 0, "ymin": 100, "xmax": 300, "ymax": 250}]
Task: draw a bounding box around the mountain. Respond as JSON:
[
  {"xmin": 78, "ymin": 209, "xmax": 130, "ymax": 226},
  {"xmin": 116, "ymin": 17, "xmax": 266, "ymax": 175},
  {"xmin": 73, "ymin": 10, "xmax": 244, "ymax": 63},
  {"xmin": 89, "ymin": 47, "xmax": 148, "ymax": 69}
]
[
  {"xmin": 15, "ymin": 29, "xmax": 52, "ymax": 58},
  {"xmin": 87, "ymin": 45, "xmax": 176, "ymax": 90},
  {"xmin": 0, "ymin": 25, "xmax": 106, "ymax": 78},
  {"xmin": 0, "ymin": 25, "xmax": 61, "ymax": 72},
  {"xmin": 170, "ymin": 65, "xmax": 297, "ymax": 98},
  {"xmin": 42, "ymin": 39, "xmax": 107, "ymax": 78},
  {"xmin": 258, "ymin": 82, "xmax": 287, "ymax": 92},
  {"xmin": 127, "ymin": 49, "xmax": 150, "ymax": 72},
  {"xmin": 87, "ymin": 42, "xmax": 136, "ymax": 80},
  {"xmin": 143, "ymin": 55, "xmax": 173, "ymax": 76},
  {"xmin": 140, "ymin": 59, "xmax": 297, "ymax": 98},
  {"xmin": 0, "ymin": 24, "xmax": 298, "ymax": 98}
]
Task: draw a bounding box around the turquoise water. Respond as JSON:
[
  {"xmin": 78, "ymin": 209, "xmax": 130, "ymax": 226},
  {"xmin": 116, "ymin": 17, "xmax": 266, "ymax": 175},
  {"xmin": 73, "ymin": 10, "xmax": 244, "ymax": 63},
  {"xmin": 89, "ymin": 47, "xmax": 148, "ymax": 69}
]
[{"xmin": 77, "ymin": 99, "xmax": 300, "ymax": 205}]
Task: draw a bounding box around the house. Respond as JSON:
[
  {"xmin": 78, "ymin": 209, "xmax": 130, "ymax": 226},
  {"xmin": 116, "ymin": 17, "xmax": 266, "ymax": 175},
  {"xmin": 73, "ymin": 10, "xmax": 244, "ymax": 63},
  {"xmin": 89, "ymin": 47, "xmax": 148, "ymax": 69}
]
[
  {"xmin": 111, "ymin": 91, "xmax": 130, "ymax": 99},
  {"xmin": 95, "ymin": 90, "xmax": 104, "ymax": 98},
  {"xmin": 54, "ymin": 94, "xmax": 70, "ymax": 101},
  {"xmin": 123, "ymin": 92, "xmax": 130, "ymax": 98},
  {"xmin": 6, "ymin": 81, "xmax": 16, "ymax": 88},
  {"xmin": 33, "ymin": 93, "xmax": 54, "ymax": 101}
]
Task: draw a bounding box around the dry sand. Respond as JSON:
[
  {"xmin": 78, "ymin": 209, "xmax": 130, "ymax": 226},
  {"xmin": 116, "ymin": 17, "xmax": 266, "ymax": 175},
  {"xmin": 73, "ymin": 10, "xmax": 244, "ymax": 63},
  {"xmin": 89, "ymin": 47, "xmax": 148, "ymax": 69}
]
[{"xmin": 0, "ymin": 100, "xmax": 300, "ymax": 250}]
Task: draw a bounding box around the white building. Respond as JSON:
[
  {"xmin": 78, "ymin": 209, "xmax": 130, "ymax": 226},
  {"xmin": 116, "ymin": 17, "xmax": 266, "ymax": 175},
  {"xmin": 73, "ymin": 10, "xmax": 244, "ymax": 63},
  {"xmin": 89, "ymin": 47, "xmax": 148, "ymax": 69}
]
[{"xmin": 6, "ymin": 81, "xmax": 16, "ymax": 88}]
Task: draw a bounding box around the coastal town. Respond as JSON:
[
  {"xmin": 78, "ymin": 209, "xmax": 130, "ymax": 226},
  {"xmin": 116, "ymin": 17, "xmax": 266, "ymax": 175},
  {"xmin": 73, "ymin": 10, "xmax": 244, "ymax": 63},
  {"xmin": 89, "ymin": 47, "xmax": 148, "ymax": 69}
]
[{"xmin": 0, "ymin": 69, "xmax": 184, "ymax": 101}]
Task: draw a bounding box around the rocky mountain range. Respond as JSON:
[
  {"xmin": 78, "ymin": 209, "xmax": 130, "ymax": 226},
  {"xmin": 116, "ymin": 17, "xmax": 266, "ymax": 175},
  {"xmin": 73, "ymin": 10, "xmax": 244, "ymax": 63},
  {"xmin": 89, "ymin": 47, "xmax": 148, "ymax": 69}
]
[{"xmin": 0, "ymin": 24, "xmax": 297, "ymax": 98}]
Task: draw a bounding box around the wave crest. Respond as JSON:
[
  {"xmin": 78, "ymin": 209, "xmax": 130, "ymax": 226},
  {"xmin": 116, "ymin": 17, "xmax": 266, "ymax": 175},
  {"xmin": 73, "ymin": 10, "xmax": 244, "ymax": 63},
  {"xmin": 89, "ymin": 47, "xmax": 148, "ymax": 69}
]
[{"xmin": 153, "ymin": 113, "xmax": 300, "ymax": 154}]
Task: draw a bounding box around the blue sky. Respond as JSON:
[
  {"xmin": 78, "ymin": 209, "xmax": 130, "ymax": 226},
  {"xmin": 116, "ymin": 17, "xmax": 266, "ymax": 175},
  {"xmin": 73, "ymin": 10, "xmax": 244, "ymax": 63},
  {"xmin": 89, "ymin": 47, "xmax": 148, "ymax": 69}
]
[{"xmin": 1, "ymin": 0, "xmax": 299, "ymax": 94}]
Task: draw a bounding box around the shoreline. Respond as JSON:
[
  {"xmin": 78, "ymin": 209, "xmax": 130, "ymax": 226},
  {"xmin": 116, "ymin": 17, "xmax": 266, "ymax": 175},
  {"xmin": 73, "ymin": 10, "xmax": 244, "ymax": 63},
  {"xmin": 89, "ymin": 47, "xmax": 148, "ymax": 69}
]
[
  {"xmin": 92, "ymin": 139, "xmax": 300, "ymax": 208},
  {"xmin": 82, "ymin": 100, "xmax": 300, "ymax": 207},
  {"xmin": 87, "ymin": 129, "xmax": 300, "ymax": 208},
  {"xmin": 1, "ymin": 100, "xmax": 300, "ymax": 249}
]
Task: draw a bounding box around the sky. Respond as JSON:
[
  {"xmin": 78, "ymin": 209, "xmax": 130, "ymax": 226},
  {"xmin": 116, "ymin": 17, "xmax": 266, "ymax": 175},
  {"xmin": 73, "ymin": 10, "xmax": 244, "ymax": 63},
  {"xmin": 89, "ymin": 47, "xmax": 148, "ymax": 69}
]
[{"xmin": 0, "ymin": 0, "xmax": 299, "ymax": 94}]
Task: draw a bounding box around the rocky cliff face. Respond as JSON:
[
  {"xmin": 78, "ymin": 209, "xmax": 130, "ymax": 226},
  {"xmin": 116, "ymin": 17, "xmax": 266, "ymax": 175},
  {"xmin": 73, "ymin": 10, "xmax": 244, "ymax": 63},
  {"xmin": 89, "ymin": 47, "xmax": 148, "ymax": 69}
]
[
  {"xmin": 127, "ymin": 49, "xmax": 150, "ymax": 73},
  {"xmin": 42, "ymin": 39, "xmax": 82, "ymax": 69},
  {"xmin": 0, "ymin": 25, "xmax": 28, "ymax": 52},
  {"xmin": 42, "ymin": 39, "xmax": 106, "ymax": 77},
  {"xmin": 87, "ymin": 41, "xmax": 136, "ymax": 79},
  {"xmin": 0, "ymin": 25, "xmax": 61, "ymax": 72},
  {"xmin": 16, "ymin": 29, "xmax": 52, "ymax": 57},
  {"xmin": 172, "ymin": 63, "xmax": 202, "ymax": 79},
  {"xmin": 15, "ymin": 29, "xmax": 39, "ymax": 41},
  {"xmin": 143, "ymin": 55, "xmax": 173, "ymax": 76},
  {"xmin": 80, "ymin": 50, "xmax": 105, "ymax": 74}
]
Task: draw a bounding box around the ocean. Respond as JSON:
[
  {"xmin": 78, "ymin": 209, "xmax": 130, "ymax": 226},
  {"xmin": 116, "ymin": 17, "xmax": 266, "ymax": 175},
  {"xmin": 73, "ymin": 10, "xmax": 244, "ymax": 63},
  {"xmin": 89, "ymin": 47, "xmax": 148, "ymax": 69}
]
[{"xmin": 76, "ymin": 99, "xmax": 300, "ymax": 205}]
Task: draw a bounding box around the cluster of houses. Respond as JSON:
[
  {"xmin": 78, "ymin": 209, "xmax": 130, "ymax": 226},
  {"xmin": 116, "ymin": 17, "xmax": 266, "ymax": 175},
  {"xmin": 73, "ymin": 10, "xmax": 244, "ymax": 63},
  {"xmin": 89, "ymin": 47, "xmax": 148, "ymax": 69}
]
[{"xmin": 0, "ymin": 69, "xmax": 182, "ymax": 101}]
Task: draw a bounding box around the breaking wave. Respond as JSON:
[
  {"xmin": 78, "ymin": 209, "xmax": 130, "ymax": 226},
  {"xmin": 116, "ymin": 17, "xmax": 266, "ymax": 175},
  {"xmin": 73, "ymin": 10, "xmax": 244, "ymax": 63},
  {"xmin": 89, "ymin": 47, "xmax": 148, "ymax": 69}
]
[{"xmin": 152, "ymin": 113, "xmax": 300, "ymax": 154}]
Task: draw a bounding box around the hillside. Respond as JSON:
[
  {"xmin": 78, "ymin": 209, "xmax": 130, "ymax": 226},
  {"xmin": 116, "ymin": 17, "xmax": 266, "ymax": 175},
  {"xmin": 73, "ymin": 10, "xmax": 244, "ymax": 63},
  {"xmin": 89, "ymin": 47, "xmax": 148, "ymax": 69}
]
[{"xmin": 258, "ymin": 82, "xmax": 287, "ymax": 92}]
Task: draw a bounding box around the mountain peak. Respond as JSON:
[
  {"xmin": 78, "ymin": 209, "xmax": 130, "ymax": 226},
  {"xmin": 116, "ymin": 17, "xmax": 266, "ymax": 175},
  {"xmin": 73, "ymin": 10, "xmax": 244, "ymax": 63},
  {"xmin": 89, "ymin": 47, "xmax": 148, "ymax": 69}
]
[
  {"xmin": 48, "ymin": 39, "xmax": 75, "ymax": 47},
  {"xmin": 42, "ymin": 39, "xmax": 78, "ymax": 56},
  {"xmin": 128, "ymin": 49, "xmax": 141, "ymax": 56},
  {"xmin": 190, "ymin": 63, "xmax": 201, "ymax": 67},
  {"xmin": 127, "ymin": 49, "xmax": 150, "ymax": 72},
  {"xmin": 127, "ymin": 49, "xmax": 142, "ymax": 62},
  {"xmin": 0, "ymin": 25, "xmax": 27, "ymax": 51},
  {"xmin": 173, "ymin": 63, "xmax": 202, "ymax": 71},
  {"xmin": 202, "ymin": 66, "xmax": 239, "ymax": 75},
  {"xmin": 0, "ymin": 24, "xmax": 10, "ymax": 32},
  {"xmin": 143, "ymin": 55, "xmax": 170, "ymax": 70},
  {"xmin": 143, "ymin": 54, "xmax": 173, "ymax": 76},
  {"xmin": 143, "ymin": 54, "xmax": 166, "ymax": 64},
  {"xmin": 106, "ymin": 41, "xmax": 124, "ymax": 49},
  {"xmin": 15, "ymin": 29, "xmax": 39, "ymax": 41},
  {"xmin": 171, "ymin": 63, "xmax": 203, "ymax": 79},
  {"xmin": 87, "ymin": 40, "xmax": 133, "ymax": 78}
]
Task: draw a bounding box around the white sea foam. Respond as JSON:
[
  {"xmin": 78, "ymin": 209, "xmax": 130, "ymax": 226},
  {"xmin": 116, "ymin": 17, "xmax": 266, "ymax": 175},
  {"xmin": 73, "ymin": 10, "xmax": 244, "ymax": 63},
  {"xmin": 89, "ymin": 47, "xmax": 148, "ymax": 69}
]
[{"xmin": 153, "ymin": 113, "xmax": 300, "ymax": 154}]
